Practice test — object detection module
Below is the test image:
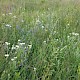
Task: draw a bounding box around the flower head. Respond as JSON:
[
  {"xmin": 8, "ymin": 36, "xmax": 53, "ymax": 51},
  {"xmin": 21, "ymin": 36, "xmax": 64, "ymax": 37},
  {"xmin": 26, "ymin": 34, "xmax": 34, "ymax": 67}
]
[
  {"xmin": 5, "ymin": 54, "xmax": 9, "ymax": 57},
  {"xmin": 34, "ymin": 67, "xmax": 36, "ymax": 71},
  {"xmin": 71, "ymin": 32, "xmax": 79, "ymax": 36},
  {"xmin": 19, "ymin": 43, "xmax": 25, "ymax": 45},
  {"xmin": 5, "ymin": 42, "xmax": 10, "ymax": 45},
  {"xmin": 5, "ymin": 24, "xmax": 12, "ymax": 27},
  {"xmin": 28, "ymin": 44, "xmax": 32, "ymax": 49},
  {"xmin": 16, "ymin": 45, "xmax": 19, "ymax": 49},
  {"xmin": 11, "ymin": 58, "xmax": 14, "ymax": 61},
  {"xmin": 14, "ymin": 57, "xmax": 17, "ymax": 59},
  {"xmin": 42, "ymin": 25, "xmax": 44, "ymax": 29}
]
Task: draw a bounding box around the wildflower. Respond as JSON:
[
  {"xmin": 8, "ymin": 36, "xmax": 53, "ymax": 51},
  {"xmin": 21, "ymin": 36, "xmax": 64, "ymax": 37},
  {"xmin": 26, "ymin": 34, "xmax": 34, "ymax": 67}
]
[
  {"xmin": 43, "ymin": 41, "xmax": 46, "ymax": 43},
  {"xmin": 28, "ymin": 44, "xmax": 32, "ymax": 49},
  {"xmin": 12, "ymin": 46, "xmax": 16, "ymax": 50},
  {"xmin": 67, "ymin": 36, "xmax": 70, "ymax": 38},
  {"xmin": 56, "ymin": 39, "xmax": 58, "ymax": 41},
  {"xmin": 5, "ymin": 54, "xmax": 9, "ymax": 57},
  {"xmin": 34, "ymin": 67, "xmax": 36, "ymax": 71},
  {"xmin": 16, "ymin": 45, "xmax": 19, "ymax": 49},
  {"xmin": 11, "ymin": 45, "xmax": 16, "ymax": 50},
  {"xmin": 11, "ymin": 58, "xmax": 14, "ymax": 61},
  {"xmin": 5, "ymin": 42, "xmax": 10, "ymax": 45},
  {"xmin": 18, "ymin": 39, "xmax": 21, "ymax": 42},
  {"xmin": 71, "ymin": 32, "xmax": 79, "ymax": 36},
  {"xmin": 5, "ymin": 24, "xmax": 12, "ymax": 27},
  {"xmin": 67, "ymin": 23, "xmax": 70, "ymax": 26},
  {"xmin": 42, "ymin": 25, "xmax": 44, "ymax": 29},
  {"xmin": 54, "ymin": 31, "xmax": 57, "ymax": 34},
  {"xmin": 8, "ymin": 74, "xmax": 10, "ymax": 78},
  {"xmin": 19, "ymin": 43, "xmax": 25, "ymax": 45},
  {"xmin": 11, "ymin": 57, "xmax": 17, "ymax": 61},
  {"xmin": 14, "ymin": 57, "xmax": 17, "ymax": 59}
]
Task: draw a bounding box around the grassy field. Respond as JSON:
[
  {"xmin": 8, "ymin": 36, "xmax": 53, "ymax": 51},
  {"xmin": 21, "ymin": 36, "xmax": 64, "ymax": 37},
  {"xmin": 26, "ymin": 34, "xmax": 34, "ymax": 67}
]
[{"xmin": 0, "ymin": 0, "xmax": 80, "ymax": 80}]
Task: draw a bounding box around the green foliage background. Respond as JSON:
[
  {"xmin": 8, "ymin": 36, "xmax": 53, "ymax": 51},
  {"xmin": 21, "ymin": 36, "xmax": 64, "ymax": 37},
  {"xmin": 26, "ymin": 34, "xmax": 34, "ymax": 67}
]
[{"xmin": 0, "ymin": 0, "xmax": 80, "ymax": 80}]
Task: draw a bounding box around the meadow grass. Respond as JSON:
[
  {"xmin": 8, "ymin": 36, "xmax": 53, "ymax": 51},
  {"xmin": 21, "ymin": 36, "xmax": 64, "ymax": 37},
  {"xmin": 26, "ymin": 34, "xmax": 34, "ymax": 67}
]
[{"xmin": 0, "ymin": 0, "xmax": 80, "ymax": 80}]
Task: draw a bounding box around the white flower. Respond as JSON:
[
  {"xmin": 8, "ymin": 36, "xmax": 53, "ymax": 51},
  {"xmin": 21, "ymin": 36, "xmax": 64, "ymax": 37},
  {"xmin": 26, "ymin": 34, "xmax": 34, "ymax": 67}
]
[
  {"xmin": 5, "ymin": 24, "xmax": 12, "ymax": 27},
  {"xmin": 67, "ymin": 36, "xmax": 70, "ymax": 38},
  {"xmin": 16, "ymin": 45, "xmax": 19, "ymax": 49},
  {"xmin": 11, "ymin": 57, "xmax": 17, "ymax": 61},
  {"xmin": 42, "ymin": 26, "xmax": 44, "ymax": 29},
  {"xmin": 71, "ymin": 32, "xmax": 79, "ymax": 36},
  {"xmin": 28, "ymin": 44, "xmax": 32, "ymax": 49},
  {"xmin": 67, "ymin": 23, "xmax": 70, "ymax": 26},
  {"xmin": 8, "ymin": 74, "xmax": 10, "ymax": 77},
  {"xmin": 5, "ymin": 42, "xmax": 10, "ymax": 45},
  {"xmin": 5, "ymin": 54, "xmax": 9, "ymax": 57},
  {"xmin": 54, "ymin": 31, "xmax": 57, "ymax": 34},
  {"xmin": 43, "ymin": 41, "xmax": 46, "ymax": 43},
  {"xmin": 11, "ymin": 58, "xmax": 14, "ymax": 61},
  {"xmin": 18, "ymin": 39, "xmax": 21, "ymax": 42},
  {"xmin": 12, "ymin": 46, "xmax": 16, "ymax": 50},
  {"xmin": 34, "ymin": 67, "xmax": 36, "ymax": 71},
  {"xmin": 11, "ymin": 45, "xmax": 16, "ymax": 50},
  {"xmin": 14, "ymin": 57, "xmax": 17, "ymax": 59},
  {"xmin": 56, "ymin": 39, "xmax": 58, "ymax": 41},
  {"xmin": 19, "ymin": 43, "xmax": 25, "ymax": 45}
]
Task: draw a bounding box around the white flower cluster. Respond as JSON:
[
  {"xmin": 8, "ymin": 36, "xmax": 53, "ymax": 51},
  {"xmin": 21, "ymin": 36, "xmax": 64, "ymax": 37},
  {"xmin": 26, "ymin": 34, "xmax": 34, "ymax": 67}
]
[
  {"xmin": 70, "ymin": 32, "xmax": 79, "ymax": 36},
  {"xmin": 5, "ymin": 42, "xmax": 10, "ymax": 45},
  {"xmin": 4, "ymin": 40, "xmax": 32, "ymax": 60},
  {"xmin": 4, "ymin": 54, "xmax": 9, "ymax": 57},
  {"xmin": 11, "ymin": 39, "xmax": 26, "ymax": 50},
  {"xmin": 11, "ymin": 44, "xmax": 19, "ymax": 50},
  {"xmin": 5, "ymin": 24, "xmax": 12, "ymax": 28},
  {"xmin": 11, "ymin": 57, "xmax": 17, "ymax": 61}
]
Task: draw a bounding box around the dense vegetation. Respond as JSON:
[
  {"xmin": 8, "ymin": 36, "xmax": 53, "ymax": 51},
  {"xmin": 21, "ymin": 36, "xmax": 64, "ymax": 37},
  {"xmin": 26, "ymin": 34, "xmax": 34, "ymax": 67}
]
[{"xmin": 0, "ymin": 0, "xmax": 80, "ymax": 80}]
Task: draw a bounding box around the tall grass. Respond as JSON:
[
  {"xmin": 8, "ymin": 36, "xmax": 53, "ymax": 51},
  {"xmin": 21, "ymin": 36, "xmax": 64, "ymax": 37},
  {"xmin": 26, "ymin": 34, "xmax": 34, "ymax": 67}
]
[{"xmin": 0, "ymin": 0, "xmax": 80, "ymax": 80}]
